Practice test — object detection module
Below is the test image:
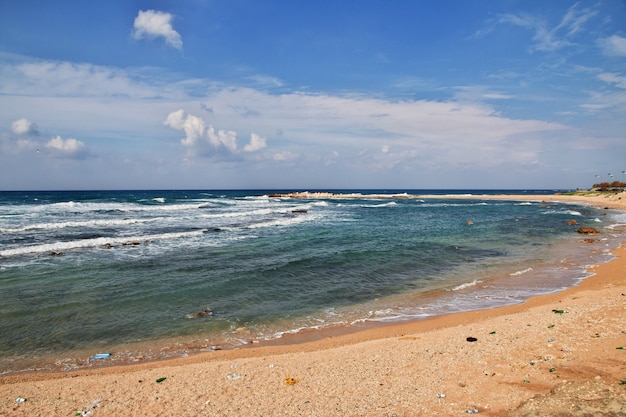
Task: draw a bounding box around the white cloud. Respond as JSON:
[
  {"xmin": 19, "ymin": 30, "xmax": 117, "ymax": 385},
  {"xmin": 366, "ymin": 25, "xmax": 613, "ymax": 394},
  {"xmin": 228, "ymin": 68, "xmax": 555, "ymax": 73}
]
[
  {"xmin": 497, "ymin": 3, "xmax": 597, "ymax": 52},
  {"xmin": 11, "ymin": 118, "xmax": 39, "ymax": 135},
  {"xmin": 164, "ymin": 109, "xmax": 265, "ymax": 156},
  {"xmin": 600, "ymin": 35, "xmax": 626, "ymax": 56},
  {"xmin": 164, "ymin": 109, "xmax": 205, "ymax": 146},
  {"xmin": 4, "ymin": 60, "xmax": 158, "ymax": 98},
  {"xmin": 133, "ymin": 10, "xmax": 182, "ymax": 49},
  {"xmin": 45, "ymin": 136, "xmax": 86, "ymax": 157},
  {"xmin": 207, "ymin": 127, "xmax": 238, "ymax": 152},
  {"xmin": 273, "ymin": 151, "xmax": 296, "ymax": 161},
  {"xmin": 598, "ymin": 72, "xmax": 626, "ymax": 89},
  {"xmin": 243, "ymin": 133, "xmax": 267, "ymax": 152}
]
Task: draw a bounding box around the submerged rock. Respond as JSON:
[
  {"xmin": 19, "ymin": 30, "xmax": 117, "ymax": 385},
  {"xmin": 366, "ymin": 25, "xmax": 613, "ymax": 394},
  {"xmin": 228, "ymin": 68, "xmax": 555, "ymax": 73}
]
[{"xmin": 577, "ymin": 227, "xmax": 600, "ymax": 235}]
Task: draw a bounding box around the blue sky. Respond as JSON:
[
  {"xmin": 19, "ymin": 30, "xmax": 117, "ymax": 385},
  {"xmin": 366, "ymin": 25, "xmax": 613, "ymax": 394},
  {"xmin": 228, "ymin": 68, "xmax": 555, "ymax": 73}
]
[{"xmin": 1, "ymin": 1, "xmax": 625, "ymax": 190}]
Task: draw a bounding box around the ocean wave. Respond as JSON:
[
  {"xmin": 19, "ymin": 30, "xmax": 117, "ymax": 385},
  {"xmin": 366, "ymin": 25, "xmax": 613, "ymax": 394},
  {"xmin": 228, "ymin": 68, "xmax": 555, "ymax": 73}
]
[
  {"xmin": 1, "ymin": 217, "xmax": 159, "ymax": 233},
  {"xmin": 361, "ymin": 201, "xmax": 397, "ymax": 208},
  {"xmin": 542, "ymin": 209, "xmax": 583, "ymax": 216},
  {"xmin": 0, "ymin": 230, "xmax": 206, "ymax": 257},
  {"xmin": 240, "ymin": 213, "xmax": 319, "ymax": 229},
  {"xmin": 30, "ymin": 201, "xmax": 202, "ymax": 214},
  {"xmin": 451, "ymin": 279, "xmax": 482, "ymax": 291},
  {"xmin": 510, "ymin": 267, "xmax": 533, "ymax": 276},
  {"xmin": 199, "ymin": 207, "xmax": 283, "ymax": 219}
]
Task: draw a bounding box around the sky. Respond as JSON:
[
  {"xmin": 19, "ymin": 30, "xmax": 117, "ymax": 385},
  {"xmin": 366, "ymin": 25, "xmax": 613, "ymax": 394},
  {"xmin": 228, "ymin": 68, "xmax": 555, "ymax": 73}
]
[{"xmin": 1, "ymin": 1, "xmax": 625, "ymax": 190}]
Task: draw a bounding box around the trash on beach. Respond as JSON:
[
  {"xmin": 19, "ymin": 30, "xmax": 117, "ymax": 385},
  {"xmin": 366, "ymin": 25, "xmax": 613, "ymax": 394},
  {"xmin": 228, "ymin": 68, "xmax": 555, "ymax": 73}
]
[
  {"xmin": 466, "ymin": 337, "xmax": 478, "ymax": 342},
  {"xmin": 437, "ymin": 393, "xmax": 446, "ymax": 398},
  {"xmin": 552, "ymin": 309, "xmax": 565, "ymax": 314},
  {"xmin": 549, "ymin": 368, "xmax": 556, "ymax": 373},
  {"xmin": 76, "ymin": 400, "xmax": 100, "ymax": 416},
  {"xmin": 488, "ymin": 331, "xmax": 496, "ymax": 335},
  {"xmin": 156, "ymin": 377, "xmax": 167, "ymax": 383},
  {"xmin": 466, "ymin": 409, "xmax": 479, "ymax": 414},
  {"xmin": 619, "ymin": 380, "xmax": 626, "ymax": 385},
  {"xmin": 92, "ymin": 352, "xmax": 111, "ymax": 360},
  {"xmin": 285, "ymin": 376, "xmax": 300, "ymax": 385},
  {"xmin": 16, "ymin": 397, "xmax": 26, "ymax": 403},
  {"xmin": 616, "ymin": 346, "xmax": 625, "ymax": 350},
  {"xmin": 227, "ymin": 373, "xmax": 241, "ymax": 380}
]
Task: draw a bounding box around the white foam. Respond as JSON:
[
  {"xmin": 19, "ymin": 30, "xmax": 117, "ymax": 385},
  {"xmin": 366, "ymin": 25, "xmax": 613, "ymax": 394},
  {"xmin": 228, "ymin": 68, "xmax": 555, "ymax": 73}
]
[
  {"xmin": 510, "ymin": 267, "xmax": 533, "ymax": 276},
  {"xmin": 361, "ymin": 201, "xmax": 397, "ymax": 208},
  {"xmin": 1, "ymin": 217, "xmax": 159, "ymax": 233},
  {"xmin": 0, "ymin": 230, "xmax": 206, "ymax": 257},
  {"xmin": 451, "ymin": 279, "xmax": 482, "ymax": 291}
]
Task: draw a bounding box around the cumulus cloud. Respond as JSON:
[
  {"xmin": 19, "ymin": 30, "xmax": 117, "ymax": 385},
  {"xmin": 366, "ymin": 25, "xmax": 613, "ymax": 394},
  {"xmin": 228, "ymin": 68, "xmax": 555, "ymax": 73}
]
[
  {"xmin": 133, "ymin": 10, "xmax": 182, "ymax": 49},
  {"xmin": 164, "ymin": 109, "xmax": 265, "ymax": 156},
  {"xmin": 243, "ymin": 133, "xmax": 267, "ymax": 152},
  {"xmin": 600, "ymin": 35, "xmax": 626, "ymax": 56},
  {"xmin": 11, "ymin": 118, "xmax": 39, "ymax": 135},
  {"xmin": 164, "ymin": 109, "xmax": 205, "ymax": 146},
  {"xmin": 46, "ymin": 136, "xmax": 86, "ymax": 157}
]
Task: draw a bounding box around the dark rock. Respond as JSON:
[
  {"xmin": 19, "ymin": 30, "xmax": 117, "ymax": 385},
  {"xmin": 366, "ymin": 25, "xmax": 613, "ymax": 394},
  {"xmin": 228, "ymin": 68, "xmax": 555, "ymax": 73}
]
[
  {"xmin": 582, "ymin": 238, "xmax": 600, "ymax": 243},
  {"xmin": 577, "ymin": 227, "xmax": 600, "ymax": 235}
]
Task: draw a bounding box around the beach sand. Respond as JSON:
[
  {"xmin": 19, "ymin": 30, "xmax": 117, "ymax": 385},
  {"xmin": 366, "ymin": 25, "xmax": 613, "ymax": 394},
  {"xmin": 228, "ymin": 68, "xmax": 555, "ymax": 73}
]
[{"xmin": 1, "ymin": 193, "xmax": 625, "ymax": 416}]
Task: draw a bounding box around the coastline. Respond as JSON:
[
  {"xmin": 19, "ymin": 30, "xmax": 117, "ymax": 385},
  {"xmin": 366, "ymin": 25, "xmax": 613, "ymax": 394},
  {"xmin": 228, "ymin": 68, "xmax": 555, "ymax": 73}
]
[{"xmin": 1, "ymin": 193, "xmax": 625, "ymax": 416}]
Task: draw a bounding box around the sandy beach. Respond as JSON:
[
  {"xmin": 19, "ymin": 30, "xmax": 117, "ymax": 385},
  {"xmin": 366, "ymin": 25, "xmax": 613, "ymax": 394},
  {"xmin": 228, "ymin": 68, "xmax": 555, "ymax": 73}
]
[{"xmin": 1, "ymin": 192, "xmax": 625, "ymax": 416}]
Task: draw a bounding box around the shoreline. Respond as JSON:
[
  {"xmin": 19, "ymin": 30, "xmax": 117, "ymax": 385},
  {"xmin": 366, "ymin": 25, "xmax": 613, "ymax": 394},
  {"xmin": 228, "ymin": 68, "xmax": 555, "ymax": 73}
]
[{"xmin": 2, "ymin": 193, "xmax": 625, "ymax": 416}]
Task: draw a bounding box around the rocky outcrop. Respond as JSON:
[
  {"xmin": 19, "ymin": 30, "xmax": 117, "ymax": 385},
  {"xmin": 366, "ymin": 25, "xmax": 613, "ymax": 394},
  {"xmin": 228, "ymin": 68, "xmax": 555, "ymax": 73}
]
[{"xmin": 577, "ymin": 227, "xmax": 600, "ymax": 235}]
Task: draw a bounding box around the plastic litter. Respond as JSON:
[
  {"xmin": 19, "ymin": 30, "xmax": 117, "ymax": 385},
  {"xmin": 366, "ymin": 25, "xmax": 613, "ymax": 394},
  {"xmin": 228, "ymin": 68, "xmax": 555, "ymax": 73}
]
[
  {"xmin": 227, "ymin": 373, "xmax": 241, "ymax": 380},
  {"xmin": 285, "ymin": 376, "xmax": 300, "ymax": 385},
  {"xmin": 552, "ymin": 309, "xmax": 565, "ymax": 314},
  {"xmin": 76, "ymin": 399, "xmax": 100, "ymax": 416},
  {"xmin": 437, "ymin": 393, "xmax": 446, "ymax": 398},
  {"xmin": 466, "ymin": 409, "xmax": 479, "ymax": 414},
  {"xmin": 466, "ymin": 337, "xmax": 478, "ymax": 342},
  {"xmin": 156, "ymin": 377, "xmax": 167, "ymax": 383},
  {"xmin": 92, "ymin": 352, "xmax": 111, "ymax": 360},
  {"xmin": 16, "ymin": 397, "xmax": 26, "ymax": 403}
]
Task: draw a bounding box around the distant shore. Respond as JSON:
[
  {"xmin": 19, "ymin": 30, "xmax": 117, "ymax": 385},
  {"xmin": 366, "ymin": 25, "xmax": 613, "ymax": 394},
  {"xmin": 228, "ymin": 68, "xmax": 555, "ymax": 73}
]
[
  {"xmin": 269, "ymin": 190, "xmax": 626, "ymax": 210},
  {"xmin": 2, "ymin": 191, "xmax": 625, "ymax": 416}
]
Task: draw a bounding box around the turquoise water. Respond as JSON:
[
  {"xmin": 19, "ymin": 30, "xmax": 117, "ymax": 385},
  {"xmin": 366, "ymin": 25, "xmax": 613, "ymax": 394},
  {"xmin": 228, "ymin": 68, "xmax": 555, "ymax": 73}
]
[{"xmin": 0, "ymin": 190, "xmax": 623, "ymax": 374}]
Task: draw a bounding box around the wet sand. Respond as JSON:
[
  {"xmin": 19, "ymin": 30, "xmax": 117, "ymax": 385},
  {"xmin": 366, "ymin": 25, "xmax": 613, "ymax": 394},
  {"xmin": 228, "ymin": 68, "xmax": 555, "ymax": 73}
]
[{"xmin": 1, "ymin": 192, "xmax": 625, "ymax": 416}]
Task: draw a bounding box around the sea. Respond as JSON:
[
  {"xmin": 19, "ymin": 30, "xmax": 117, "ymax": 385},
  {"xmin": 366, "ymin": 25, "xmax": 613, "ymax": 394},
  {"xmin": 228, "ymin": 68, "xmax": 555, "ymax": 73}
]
[{"xmin": 1, "ymin": 189, "xmax": 624, "ymax": 375}]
